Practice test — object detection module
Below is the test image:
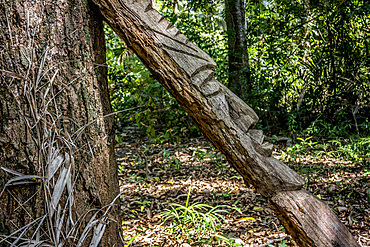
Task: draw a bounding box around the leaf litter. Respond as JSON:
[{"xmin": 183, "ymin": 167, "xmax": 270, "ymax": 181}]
[{"xmin": 116, "ymin": 135, "xmax": 369, "ymax": 247}]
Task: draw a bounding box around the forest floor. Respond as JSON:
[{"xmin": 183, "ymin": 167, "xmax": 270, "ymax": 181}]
[{"xmin": 116, "ymin": 133, "xmax": 370, "ymax": 247}]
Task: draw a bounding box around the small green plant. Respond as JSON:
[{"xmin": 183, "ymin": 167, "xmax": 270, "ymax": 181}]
[
  {"xmin": 160, "ymin": 148, "xmax": 182, "ymax": 171},
  {"xmin": 162, "ymin": 148, "xmax": 173, "ymax": 160},
  {"xmin": 126, "ymin": 173, "xmax": 144, "ymax": 182},
  {"xmin": 287, "ymin": 136, "xmax": 318, "ymax": 156},
  {"xmin": 133, "ymin": 200, "xmax": 151, "ymax": 212},
  {"xmin": 154, "ymin": 128, "xmax": 182, "ymax": 144},
  {"xmin": 278, "ymin": 240, "xmax": 289, "ymax": 247},
  {"xmin": 123, "ymin": 226, "xmax": 148, "ymax": 247},
  {"xmin": 118, "ymin": 164, "xmax": 125, "ymax": 173},
  {"xmin": 190, "ymin": 147, "xmax": 209, "ymax": 161},
  {"xmin": 160, "ymin": 187, "xmax": 237, "ymax": 245},
  {"xmin": 171, "ymin": 157, "xmax": 181, "ymax": 172},
  {"xmin": 124, "ymin": 233, "xmax": 141, "ymax": 247}
]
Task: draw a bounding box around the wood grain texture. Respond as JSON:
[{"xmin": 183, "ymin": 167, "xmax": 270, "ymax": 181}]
[
  {"xmin": 0, "ymin": 1, "xmax": 120, "ymax": 245},
  {"xmin": 99, "ymin": 0, "xmax": 304, "ymax": 195},
  {"xmin": 93, "ymin": 0, "xmax": 360, "ymax": 246},
  {"xmin": 271, "ymin": 190, "xmax": 359, "ymax": 247}
]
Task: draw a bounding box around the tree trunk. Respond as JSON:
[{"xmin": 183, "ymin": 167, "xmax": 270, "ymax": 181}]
[
  {"xmin": 225, "ymin": 0, "xmax": 251, "ymax": 100},
  {"xmin": 0, "ymin": 1, "xmax": 120, "ymax": 246},
  {"xmin": 93, "ymin": 0, "xmax": 359, "ymax": 246}
]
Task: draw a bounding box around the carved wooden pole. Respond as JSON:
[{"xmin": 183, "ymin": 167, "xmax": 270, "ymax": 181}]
[{"xmin": 93, "ymin": 0, "xmax": 359, "ymax": 246}]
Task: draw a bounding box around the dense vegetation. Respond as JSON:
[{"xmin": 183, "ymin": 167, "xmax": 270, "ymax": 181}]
[
  {"xmin": 104, "ymin": 1, "xmax": 370, "ymax": 245},
  {"xmin": 106, "ymin": 0, "xmax": 369, "ymax": 141}
]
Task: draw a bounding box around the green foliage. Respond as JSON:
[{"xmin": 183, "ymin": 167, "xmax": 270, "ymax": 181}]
[
  {"xmin": 105, "ymin": 0, "xmax": 228, "ymax": 140},
  {"xmin": 124, "ymin": 232, "xmax": 142, "ymax": 247},
  {"xmin": 156, "ymin": 0, "xmax": 228, "ymax": 83},
  {"xmin": 105, "ymin": 23, "xmax": 198, "ymax": 140},
  {"xmin": 244, "ymin": 0, "xmax": 370, "ymax": 134},
  {"xmin": 190, "ymin": 147, "xmax": 210, "ymax": 162},
  {"xmin": 133, "ymin": 200, "xmax": 152, "ymax": 212},
  {"xmin": 161, "ymin": 148, "xmax": 182, "ymax": 171},
  {"xmin": 284, "ymin": 134, "xmax": 370, "ymax": 165},
  {"xmin": 160, "ymin": 187, "xmax": 240, "ymax": 245},
  {"xmin": 278, "ymin": 240, "xmax": 288, "ymax": 247},
  {"xmin": 106, "ymin": 0, "xmax": 370, "ymax": 138}
]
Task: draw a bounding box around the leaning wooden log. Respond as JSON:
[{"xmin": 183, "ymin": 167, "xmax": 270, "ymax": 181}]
[{"xmin": 93, "ymin": 0, "xmax": 360, "ymax": 246}]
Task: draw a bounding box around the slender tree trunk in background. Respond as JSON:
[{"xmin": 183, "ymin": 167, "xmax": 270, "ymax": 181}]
[
  {"xmin": 93, "ymin": 0, "xmax": 359, "ymax": 246},
  {"xmin": 0, "ymin": 1, "xmax": 120, "ymax": 246},
  {"xmin": 225, "ymin": 0, "xmax": 251, "ymax": 101}
]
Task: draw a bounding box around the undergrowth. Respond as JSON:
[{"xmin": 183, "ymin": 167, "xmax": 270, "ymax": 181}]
[
  {"xmin": 281, "ymin": 135, "xmax": 370, "ymax": 166},
  {"xmin": 160, "ymin": 187, "xmax": 243, "ymax": 246}
]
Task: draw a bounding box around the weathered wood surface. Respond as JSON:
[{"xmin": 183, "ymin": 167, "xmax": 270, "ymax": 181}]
[
  {"xmin": 93, "ymin": 0, "xmax": 360, "ymax": 246},
  {"xmin": 271, "ymin": 190, "xmax": 360, "ymax": 247},
  {"xmin": 0, "ymin": 1, "xmax": 120, "ymax": 246},
  {"xmin": 97, "ymin": 0, "xmax": 304, "ymax": 197}
]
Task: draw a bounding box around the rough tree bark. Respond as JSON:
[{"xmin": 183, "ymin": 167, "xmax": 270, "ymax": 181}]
[
  {"xmin": 225, "ymin": 0, "xmax": 251, "ymax": 100},
  {"xmin": 93, "ymin": 0, "xmax": 359, "ymax": 246},
  {"xmin": 0, "ymin": 0, "xmax": 120, "ymax": 246}
]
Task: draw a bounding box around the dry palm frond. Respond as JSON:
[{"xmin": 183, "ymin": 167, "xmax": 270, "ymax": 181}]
[{"xmin": 0, "ymin": 27, "xmax": 122, "ymax": 246}]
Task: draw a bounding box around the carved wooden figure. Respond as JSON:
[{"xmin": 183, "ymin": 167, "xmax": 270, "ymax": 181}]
[{"xmin": 93, "ymin": 0, "xmax": 360, "ymax": 246}]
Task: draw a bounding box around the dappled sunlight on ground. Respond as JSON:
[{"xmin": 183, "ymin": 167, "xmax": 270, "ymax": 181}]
[{"xmin": 116, "ymin": 136, "xmax": 369, "ymax": 246}]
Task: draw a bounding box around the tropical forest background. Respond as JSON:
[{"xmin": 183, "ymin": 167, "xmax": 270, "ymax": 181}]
[{"xmin": 105, "ymin": 0, "xmax": 369, "ymax": 245}]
